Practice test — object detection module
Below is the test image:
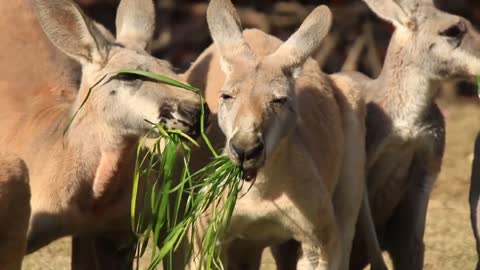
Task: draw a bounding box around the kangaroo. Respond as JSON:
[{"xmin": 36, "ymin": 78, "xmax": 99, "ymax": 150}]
[
  {"xmin": 0, "ymin": 153, "xmax": 31, "ymax": 270},
  {"xmin": 180, "ymin": 1, "xmax": 367, "ymax": 269},
  {"xmin": 331, "ymin": 0, "xmax": 480, "ymax": 269},
  {"xmin": 0, "ymin": 0, "xmax": 204, "ymax": 267},
  {"xmin": 471, "ymin": 133, "xmax": 480, "ymax": 270}
]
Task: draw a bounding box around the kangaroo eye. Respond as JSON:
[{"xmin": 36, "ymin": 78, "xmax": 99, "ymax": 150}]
[
  {"xmin": 221, "ymin": 93, "xmax": 234, "ymax": 100},
  {"xmin": 440, "ymin": 22, "xmax": 466, "ymax": 39},
  {"xmin": 272, "ymin": 97, "xmax": 288, "ymax": 105}
]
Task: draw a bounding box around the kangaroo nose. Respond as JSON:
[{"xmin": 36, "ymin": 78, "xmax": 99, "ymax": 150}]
[
  {"xmin": 178, "ymin": 102, "xmax": 210, "ymax": 137},
  {"xmin": 230, "ymin": 141, "xmax": 264, "ymax": 162}
]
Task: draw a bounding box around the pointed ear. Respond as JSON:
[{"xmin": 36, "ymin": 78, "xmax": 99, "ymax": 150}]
[
  {"xmin": 207, "ymin": 0, "xmax": 254, "ymax": 74},
  {"xmin": 33, "ymin": 0, "xmax": 110, "ymax": 65},
  {"xmin": 363, "ymin": 0, "xmax": 418, "ymax": 30},
  {"xmin": 268, "ymin": 5, "xmax": 332, "ymax": 76},
  {"xmin": 115, "ymin": 0, "xmax": 156, "ymax": 50}
]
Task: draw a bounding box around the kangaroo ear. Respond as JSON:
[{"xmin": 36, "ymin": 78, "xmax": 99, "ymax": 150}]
[
  {"xmin": 207, "ymin": 0, "xmax": 254, "ymax": 74},
  {"xmin": 363, "ymin": 0, "xmax": 418, "ymax": 30},
  {"xmin": 33, "ymin": 0, "xmax": 110, "ymax": 65},
  {"xmin": 268, "ymin": 5, "xmax": 332, "ymax": 77},
  {"xmin": 115, "ymin": 0, "xmax": 156, "ymax": 50}
]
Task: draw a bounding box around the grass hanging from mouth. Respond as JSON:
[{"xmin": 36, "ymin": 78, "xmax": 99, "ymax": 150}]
[
  {"xmin": 63, "ymin": 68, "xmax": 243, "ymax": 269},
  {"xmin": 113, "ymin": 69, "xmax": 243, "ymax": 270}
]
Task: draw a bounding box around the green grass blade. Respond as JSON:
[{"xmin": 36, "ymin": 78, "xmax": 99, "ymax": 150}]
[
  {"xmin": 63, "ymin": 73, "xmax": 109, "ymax": 136},
  {"xmin": 116, "ymin": 69, "xmax": 199, "ymax": 93},
  {"xmin": 125, "ymin": 69, "xmax": 244, "ymax": 270}
]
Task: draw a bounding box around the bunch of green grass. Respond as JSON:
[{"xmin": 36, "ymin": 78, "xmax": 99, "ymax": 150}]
[
  {"xmin": 105, "ymin": 70, "xmax": 243, "ymax": 270},
  {"xmin": 64, "ymin": 69, "xmax": 243, "ymax": 270},
  {"xmin": 132, "ymin": 132, "xmax": 242, "ymax": 270}
]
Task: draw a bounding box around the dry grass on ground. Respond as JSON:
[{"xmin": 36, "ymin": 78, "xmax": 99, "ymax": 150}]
[{"xmin": 22, "ymin": 99, "xmax": 480, "ymax": 270}]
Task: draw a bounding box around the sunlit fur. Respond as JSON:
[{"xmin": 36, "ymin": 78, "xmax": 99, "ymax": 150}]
[
  {"xmin": 0, "ymin": 0, "xmax": 202, "ymax": 262},
  {"xmin": 331, "ymin": 0, "xmax": 480, "ymax": 269},
  {"xmin": 180, "ymin": 1, "xmax": 368, "ymax": 269}
]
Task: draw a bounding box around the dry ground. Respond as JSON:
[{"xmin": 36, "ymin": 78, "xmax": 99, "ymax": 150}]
[{"xmin": 22, "ymin": 98, "xmax": 480, "ymax": 269}]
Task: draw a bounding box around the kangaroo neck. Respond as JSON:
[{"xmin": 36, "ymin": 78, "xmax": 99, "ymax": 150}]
[{"xmin": 372, "ymin": 31, "xmax": 439, "ymax": 125}]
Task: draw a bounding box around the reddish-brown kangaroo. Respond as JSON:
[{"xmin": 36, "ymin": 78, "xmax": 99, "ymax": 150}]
[
  {"xmin": 179, "ymin": 0, "xmax": 367, "ymax": 269},
  {"xmin": 0, "ymin": 0, "xmax": 204, "ymax": 268}
]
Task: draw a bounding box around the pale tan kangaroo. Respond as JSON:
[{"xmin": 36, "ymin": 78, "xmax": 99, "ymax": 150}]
[
  {"xmin": 0, "ymin": 0, "xmax": 204, "ymax": 267},
  {"xmin": 471, "ymin": 132, "xmax": 480, "ymax": 270},
  {"xmin": 0, "ymin": 153, "xmax": 31, "ymax": 270},
  {"xmin": 331, "ymin": 0, "xmax": 480, "ymax": 269},
  {"xmin": 180, "ymin": 1, "xmax": 367, "ymax": 269}
]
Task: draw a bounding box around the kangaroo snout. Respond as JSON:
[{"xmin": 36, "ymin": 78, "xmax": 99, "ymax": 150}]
[
  {"xmin": 230, "ymin": 141, "xmax": 264, "ymax": 162},
  {"xmin": 228, "ymin": 134, "xmax": 265, "ymax": 170}
]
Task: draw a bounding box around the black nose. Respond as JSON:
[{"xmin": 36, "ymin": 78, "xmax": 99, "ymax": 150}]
[
  {"xmin": 230, "ymin": 141, "xmax": 264, "ymax": 162},
  {"xmin": 178, "ymin": 102, "xmax": 210, "ymax": 136},
  {"xmin": 184, "ymin": 102, "xmax": 210, "ymax": 119}
]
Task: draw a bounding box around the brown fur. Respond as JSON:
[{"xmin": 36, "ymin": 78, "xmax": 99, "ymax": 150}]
[
  {"xmin": 0, "ymin": 153, "xmax": 31, "ymax": 270},
  {"xmin": 180, "ymin": 1, "xmax": 367, "ymax": 269},
  {"xmin": 339, "ymin": 0, "xmax": 480, "ymax": 269},
  {"xmin": 272, "ymin": 0, "xmax": 480, "ymax": 268},
  {"xmin": 0, "ymin": 1, "xmax": 203, "ymax": 268}
]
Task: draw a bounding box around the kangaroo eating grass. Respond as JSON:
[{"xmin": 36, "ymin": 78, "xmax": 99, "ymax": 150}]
[
  {"xmin": 471, "ymin": 133, "xmax": 480, "ymax": 270},
  {"xmin": 0, "ymin": 0, "xmax": 204, "ymax": 267},
  {"xmin": 331, "ymin": 0, "xmax": 480, "ymax": 269},
  {"xmin": 0, "ymin": 153, "xmax": 31, "ymax": 270},
  {"xmin": 180, "ymin": 0, "xmax": 367, "ymax": 269}
]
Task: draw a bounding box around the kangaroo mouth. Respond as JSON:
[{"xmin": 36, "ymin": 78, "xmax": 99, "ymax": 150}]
[{"xmin": 227, "ymin": 148, "xmax": 264, "ymax": 182}]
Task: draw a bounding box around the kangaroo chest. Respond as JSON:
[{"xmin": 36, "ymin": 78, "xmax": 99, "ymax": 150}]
[
  {"xmin": 225, "ymin": 189, "xmax": 295, "ymax": 245},
  {"xmin": 366, "ymin": 119, "xmax": 440, "ymax": 227},
  {"xmin": 367, "ymin": 138, "xmax": 417, "ymax": 226}
]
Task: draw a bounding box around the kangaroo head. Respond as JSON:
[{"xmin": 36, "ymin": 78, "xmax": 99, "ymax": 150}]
[
  {"xmin": 34, "ymin": 0, "xmax": 204, "ymax": 139},
  {"xmin": 207, "ymin": 0, "xmax": 332, "ymax": 174},
  {"xmin": 364, "ymin": 0, "xmax": 480, "ymax": 80}
]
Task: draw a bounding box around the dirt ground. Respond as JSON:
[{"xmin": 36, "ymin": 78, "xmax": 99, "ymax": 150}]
[{"xmin": 22, "ymin": 98, "xmax": 480, "ymax": 269}]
